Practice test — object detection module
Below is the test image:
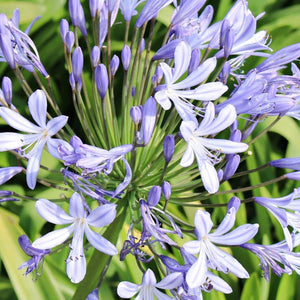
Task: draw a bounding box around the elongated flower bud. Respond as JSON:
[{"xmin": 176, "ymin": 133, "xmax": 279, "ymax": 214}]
[
  {"xmin": 141, "ymin": 96, "xmax": 156, "ymax": 145},
  {"xmin": 110, "ymin": 54, "xmax": 120, "ymax": 76},
  {"xmin": 72, "ymin": 47, "xmax": 83, "ymax": 83},
  {"xmin": 163, "ymin": 135, "xmax": 175, "ymax": 163},
  {"xmin": 223, "ymin": 154, "xmax": 241, "ymax": 181},
  {"xmin": 188, "ymin": 48, "xmax": 201, "ymax": 74},
  {"xmin": 121, "ymin": 45, "xmax": 131, "ymax": 71},
  {"xmin": 270, "ymin": 157, "xmax": 300, "ymax": 170},
  {"xmin": 69, "ymin": 0, "xmax": 88, "ymax": 36},
  {"xmin": 147, "ymin": 185, "xmax": 161, "ymax": 206},
  {"xmin": 65, "ymin": 31, "xmax": 75, "ymax": 53},
  {"xmin": 95, "ymin": 64, "xmax": 108, "ymax": 99},
  {"xmin": 91, "ymin": 46, "xmax": 100, "ymax": 68},
  {"xmin": 162, "ymin": 181, "xmax": 171, "ymax": 201},
  {"xmin": 130, "ymin": 106, "xmax": 143, "ymax": 124},
  {"xmin": 2, "ymin": 76, "xmax": 12, "ymax": 106},
  {"xmin": 60, "ymin": 19, "xmax": 69, "ymax": 43},
  {"xmin": 0, "ymin": 32, "xmax": 15, "ymax": 69},
  {"xmin": 89, "ymin": 0, "xmax": 104, "ymax": 18}
]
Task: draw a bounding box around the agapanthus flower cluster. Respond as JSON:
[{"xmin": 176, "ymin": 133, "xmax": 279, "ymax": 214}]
[{"xmin": 1, "ymin": 0, "xmax": 300, "ymax": 299}]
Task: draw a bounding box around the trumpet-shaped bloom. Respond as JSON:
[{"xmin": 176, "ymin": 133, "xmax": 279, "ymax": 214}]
[
  {"xmin": 117, "ymin": 268, "xmax": 183, "ymax": 299},
  {"xmin": 180, "ymin": 102, "xmax": 248, "ymax": 193},
  {"xmin": 32, "ymin": 192, "xmax": 118, "ymax": 283},
  {"xmin": 0, "ymin": 89, "xmax": 68, "ymax": 189},
  {"xmin": 183, "ymin": 204, "xmax": 258, "ymax": 289},
  {"xmin": 154, "ymin": 41, "xmax": 228, "ymax": 121}
]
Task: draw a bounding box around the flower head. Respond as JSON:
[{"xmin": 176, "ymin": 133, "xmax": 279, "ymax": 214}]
[{"xmin": 32, "ymin": 192, "xmax": 118, "ymax": 283}]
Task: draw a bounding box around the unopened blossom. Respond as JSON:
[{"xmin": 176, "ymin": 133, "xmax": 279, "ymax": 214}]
[
  {"xmin": 183, "ymin": 203, "xmax": 258, "ymax": 289},
  {"xmin": 180, "ymin": 102, "xmax": 248, "ymax": 194},
  {"xmin": 154, "ymin": 41, "xmax": 228, "ymax": 121},
  {"xmin": 117, "ymin": 268, "xmax": 183, "ymax": 299},
  {"xmin": 32, "ymin": 192, "xmax": 118, "ymax": 283},
  {"xmin": 0, "ymin": 89, "xmax": 68, "ymax": 189}
]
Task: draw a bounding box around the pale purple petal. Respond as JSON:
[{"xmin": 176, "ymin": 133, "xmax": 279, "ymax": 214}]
[
  {"xmin": 172, "ymin": 57, "xmax": 217, "ymax": 90},
  {"xmin": 155, "ymin": 272, "xmax": 183, "ymax": 289},
  {"xmin": 201, "ymin": 137, "xmax": 248, "ymax": 154},
  {"xmin": 194, "ymin": 210, "xmax": 213, "ymax": 239},
  {"xmin": 28, "ymin": 90, "xmax": 47, "ymax": 128},
  {"xmin": 0, "ymin": 107, "xmax": 41, "ymax": 133},
  {"xmin": 0, "ymin": 166, "xmax": 23, "ymax": 185},
  {"xmin": 142, "ymin": 269, "xmax": 157, "ymax": 286},
  {"xmin": 66, "ymin": 223, "xmax": 86, "ymax": 283},
  {"xmin": 46, "ymin": 115, "xmax": 68, "ymax": 136},
  {"xmin": 180, "ymin": 144, "xmax": 195, "ymax": 167},
  {"xmin": 198, "ymin": 159, "xmax": 219, "ymax": 194},
  {"xmin": 0, "ymin": 133, "xmax": 25, "ymax": 151},
  {"xmin": 211, "ymin": 207, "xmax": 236, "ymax": 236},
  {"xmin": 32, "ymin": 224, "xmax": 75, "ymax": 249},
  {"xmin": 35, "ymin": 199, "xmax": 74, "ymax": 224},
  {"xmin": 186, "ymin": 248, "xmax": 207, "ymax": 288},
  {"xmin": 210, "ymin": 224, "xmax": 259, "ymax": 245},
  {"xmin": 86, "ymin": 204, "xmax": 116, "ymax": 227},
  {"xmin": 175, "ymin": 82, "xmax": 228, "ymax": 101},
  {"xmin": 196, "ymin": 104, "xmax": 236, "ymax": 136},
  {"xmin": 159, "ymin": 62, "xmax": 173, "ymax": 85},
  {"xmin": 117, "ymin": 281, "xmax": 140, "ymax": 298},
  {"xmin": 152, "ymin": 288, "xmax": 173, "ymax": 300},
  {"xmin": 172, "ymin": 41, "xmax": 191, "ymax": 83},
  {"xmin": 182, "ymin": 240, "xmax": 201, "ymax": 254},
  {"xmin": 208, "ymin": 272, "xmax": 232, "ymax": 294},
  {"xmin": 69, "ymin": 192, "xmax": 86, "ymax": 218},
  {"xmin": 84, "ymin": 225, "xmax": 118, "ymax": 255},
  {"xmin": 47, "ymin": 138, "xmax": 70, "ymax": 159},
  {"xmin": 26, "ymin": 143, "xmax": 44, "ymax": 189}
]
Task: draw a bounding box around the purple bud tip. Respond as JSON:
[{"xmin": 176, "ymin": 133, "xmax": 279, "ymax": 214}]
[
  {"xmin": 141, "ymin": 97, "xmax": 156, "ymax": 145},
  {"xmin": 162, "ymin": 181, "xmax": 171, "ymax": 201},
  {"xmin": 121, "ymin": 45, "xmax": 131, "ymax": 71},
  {"xmin": 130, "ymin": 106, "xmax": 143, "ymax": 124},
  {"xmin": 0, "ymin": 34, "xmax": 15, "ymax": 69},
  {"xmin": 60, "ymin": 19, "xmax": 69, "ymax": 42},
  {"xmin": 95, "ymin": 64, "xmax": 108, "ymax": 99},
  {"xmin": 69, "ymin": 72, "xmax": 76, "ymax": 91},
  {"xmin": 147, "ymin": 186, "xmax": 161, "ymax": 207},
  {"xmin": 163, "ymin": 135, "xmax": 175, "ymax": 163},
  {"xmin": 110, "ymin": 54, "xmax": 120, "ymax": 76},
  {"xmin": 65, "ymin": 31, "xmax": 75, "ymax": 53},
  {"xmin": 2, "ymin": 76, "xmax": 12, "ymax": 106},
  {"xmin": 91, "ymin": 46, "xmax": 100, "ymax": 68},
  {"xmin": 72, "ymin": 47, "xmax": 84, "ymax": 83}
]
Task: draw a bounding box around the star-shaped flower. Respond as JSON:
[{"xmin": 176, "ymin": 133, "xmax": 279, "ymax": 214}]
[
  {"xmin": 180, "ymin": 102, "xmax": 248, "ymax": 193},
  {"xmin": 0, "ymin": 89, "xmax": 68, "ymax": 189},
  {"xmin": 32, "ymin": 192, "xmax": 118, "ymax": 283}
]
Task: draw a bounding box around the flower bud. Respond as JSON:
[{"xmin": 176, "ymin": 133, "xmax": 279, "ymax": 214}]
[
  {"xmin": 89, "ymin": 0, "xmax": 104, "ymax": 18},
  {"xmin": 162, "ymin": 181, "xmax": 171, "ymax": 201},
  {"xmin": 2, "ymin": 76, "xmax": 12, "ymax": 106},
  {"xmin": 147, "ymin": 186, "xmax": 161, "ymax": 207},
  {"xmin": 95, "ymin": 64, "xmax": 108, "ymax": 99},
  {"xmin": 223, "ymin": 154, "xmax": 240, "ymax": 181},
  {"xmin": 110, "ymin": 54, "xmax": 120, "ymax": 76},
  {"xmin": 91, "ymin": 46, "xmax": 100, "ymax": 68},
  {"xmin": 270, "ymin": 157, "xmax": 300, "ymax": 170},
  {"xmin": 60, "ymin": 19, "xmax": 69, "ymax": 42},
  {"xmin": 69, "ymin": 0, "xmax": 88, "ymax": 36},
  {"xmin": 121, "ymin": 45, "xmax": 131, "ymax": 71},
  {"xmin": 65, "ymin": 31, "xmax": 75, "ymax": 53},
  {"xmin": 72, "ymin": 47, "xmax": 84, "ymax": 83},
  {"xmin": 130, "ymin": 106, "xmax": 143, "ymax": 124},
  {"xmin": 163, "ymin": 135, "xmax": 175, "ymax": 163}
]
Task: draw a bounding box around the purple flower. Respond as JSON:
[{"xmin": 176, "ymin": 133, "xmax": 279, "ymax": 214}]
[
  {"xmin": 18, "ymin": 235, "xmax": 50, "ymax": 276},
  {"xmin": 183, "ymin": 203, "xmax": 258, "ymax": 289},
  {"xmin": 163, "ymin": 135, "xmax": 175, "ymax": 164},
  {"xmin": 154, "ymin": 42, "xmax": 228, "ymax": 121},
  {"xmin": 180, "ymin": 102, "xmax": 248, "ymax": 194},
  {"xmin": 121, "ymin": 45, "xmax": 131, "ymax": 71},
  {"xmin": 68, "ymin": 0, "xmax": 88, "ymax": 36},
  {"xmin": 139, "ymin": 186, "xmax": 182, "ymax": 246},
  {"xmin": 0, "ymin": 90, "xmax": 68, "ymax": 189},
  {"xmin": 32, "ymin": 192, "xmax": 118, "ymax": 283},
  {"xmin": 117, "ymin": 268, "xmax": 183, "ymax": 299}
]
